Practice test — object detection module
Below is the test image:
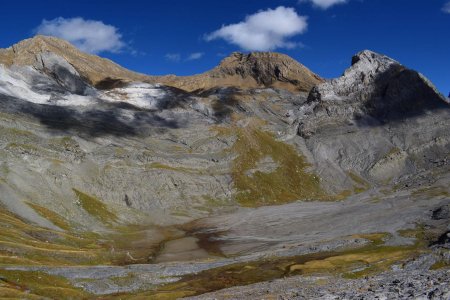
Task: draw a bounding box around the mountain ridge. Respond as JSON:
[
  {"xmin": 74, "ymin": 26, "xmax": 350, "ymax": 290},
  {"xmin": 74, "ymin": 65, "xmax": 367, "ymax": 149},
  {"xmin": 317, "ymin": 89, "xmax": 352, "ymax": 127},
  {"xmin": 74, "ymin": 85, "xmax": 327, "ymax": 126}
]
[{"xmin": 0, "ymin": 35, "xmax": 323, "ymax": 92}]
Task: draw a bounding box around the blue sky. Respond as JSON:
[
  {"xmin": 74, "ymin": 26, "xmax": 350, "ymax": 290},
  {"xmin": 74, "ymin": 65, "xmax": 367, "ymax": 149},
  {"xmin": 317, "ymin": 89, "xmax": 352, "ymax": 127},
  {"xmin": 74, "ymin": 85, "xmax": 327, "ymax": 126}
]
[{"xmin": 1, "ymin": 0, "xmax": 449, "ymax": 94}]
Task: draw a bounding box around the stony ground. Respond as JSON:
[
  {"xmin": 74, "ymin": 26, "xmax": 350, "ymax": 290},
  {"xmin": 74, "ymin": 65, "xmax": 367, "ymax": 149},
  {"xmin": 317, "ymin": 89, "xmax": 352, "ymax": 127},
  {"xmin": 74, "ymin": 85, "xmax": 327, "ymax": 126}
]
[{"xmin": 187, "ymin": 268, "xmax": 450, "ymax": 300}]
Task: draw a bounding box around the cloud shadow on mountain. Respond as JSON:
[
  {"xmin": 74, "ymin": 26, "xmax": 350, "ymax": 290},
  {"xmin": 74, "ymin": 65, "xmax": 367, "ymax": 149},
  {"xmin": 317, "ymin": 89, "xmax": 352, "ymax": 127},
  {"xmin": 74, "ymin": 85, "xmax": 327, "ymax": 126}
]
[{"xmin": 0, "ymin": 94, "xmax": 181, "ymax": 137}]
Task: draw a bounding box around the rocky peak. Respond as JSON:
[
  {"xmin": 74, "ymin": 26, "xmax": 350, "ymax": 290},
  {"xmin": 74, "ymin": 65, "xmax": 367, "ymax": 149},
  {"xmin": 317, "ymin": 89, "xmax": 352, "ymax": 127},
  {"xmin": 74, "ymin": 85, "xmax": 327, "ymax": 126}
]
[
  {"xmin": 307, "ymin": 50, "xmax": 403, "ymax": 103},
  {"xmin": 210, "ymin": 51, "xmax": 323, "ymax": 91},
  {"xmin": 300, "ymin": 50, "xmax": 448, "ymax": 137},
  {"xmin": 307, "ymin": 49, "xmax": 446, "ymax": 107},
  {"xmin": 350, "ymin": 50, "xmax": 397, "ymax": 68},
  {"xmin": 13, "ymin": 35, "xmax": 76, "ymax": 56}
]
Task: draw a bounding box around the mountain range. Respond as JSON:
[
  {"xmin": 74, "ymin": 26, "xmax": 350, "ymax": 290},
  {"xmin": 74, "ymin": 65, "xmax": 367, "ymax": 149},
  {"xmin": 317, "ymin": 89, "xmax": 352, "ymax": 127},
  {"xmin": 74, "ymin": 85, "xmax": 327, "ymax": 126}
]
[{"xmin": 0, "ymin": 35, "xmax": 448, "ymax": 299}]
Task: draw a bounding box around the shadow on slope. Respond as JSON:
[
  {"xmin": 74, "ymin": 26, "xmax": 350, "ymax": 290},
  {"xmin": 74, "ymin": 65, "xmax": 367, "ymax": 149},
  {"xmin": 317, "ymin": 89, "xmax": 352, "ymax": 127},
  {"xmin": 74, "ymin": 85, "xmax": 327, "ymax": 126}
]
[
  {"xmin": 0, "ymin": 94, "xmax": 181, "ymax": 137},
  {"xmin": 193, "ymin": 87, "xmax": 250, "ymax": 123},
  {"xmin": 360, "ymin": 64, "xmax": 449, "ymax": 124}
]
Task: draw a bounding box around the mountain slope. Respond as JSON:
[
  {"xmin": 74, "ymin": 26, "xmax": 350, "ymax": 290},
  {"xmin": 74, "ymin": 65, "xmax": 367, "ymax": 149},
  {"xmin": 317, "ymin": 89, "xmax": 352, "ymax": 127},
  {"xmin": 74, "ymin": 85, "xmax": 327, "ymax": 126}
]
[{"xmin": 0, "ymin": 35, "xmax": 149, "ymax": 85}]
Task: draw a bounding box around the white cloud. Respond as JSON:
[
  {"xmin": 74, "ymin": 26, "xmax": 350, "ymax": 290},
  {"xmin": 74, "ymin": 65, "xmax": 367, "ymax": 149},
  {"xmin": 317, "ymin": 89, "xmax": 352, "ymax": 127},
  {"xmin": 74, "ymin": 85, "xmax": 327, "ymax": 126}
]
[
  {"xmin": 300, "ymin": 0, "xmax": 347, "ymax": 9},
  {"xmin": 165, "ymin": 53, "xmax": 181, "ymax": 62},
  {"xmin": 443, "ymin": 2, "xmax": 450, "ymax": 13},
  {"xmin": 205, "ymin": 6, "xmax": 308, "ymax": 51},
  {"xmin": 35, "ymin": 17, "xmax": 126, "ymax": 54},
  {"xmin": 186, "ymin": 52, "xmax": 204, "ymax": 61}
]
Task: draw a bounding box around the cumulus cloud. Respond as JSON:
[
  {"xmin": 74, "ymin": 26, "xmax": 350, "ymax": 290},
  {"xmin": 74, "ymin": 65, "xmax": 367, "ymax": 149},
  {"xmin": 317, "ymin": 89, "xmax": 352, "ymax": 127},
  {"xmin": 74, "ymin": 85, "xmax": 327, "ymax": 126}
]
[
  {"xmin": 300, "ymin": 0, "xmax": 348, "ymax": 9},
  {"xmin": 205, "ymin": 6, "xmax": 307, "ymax": 51},
  {"xmin": 165, "ymin": 53, "xmax": 181, "ymax": 62},
  {"xmin": 443, "ymin": 2, "xmax": 450, "ymax": 13},
  {"xmin": 35, "ymin": 17, "xmax": 126, "ymax": 54},
  {"xmin": 186, "ymin": 52, "xmax": 204, "ymax": 61}
]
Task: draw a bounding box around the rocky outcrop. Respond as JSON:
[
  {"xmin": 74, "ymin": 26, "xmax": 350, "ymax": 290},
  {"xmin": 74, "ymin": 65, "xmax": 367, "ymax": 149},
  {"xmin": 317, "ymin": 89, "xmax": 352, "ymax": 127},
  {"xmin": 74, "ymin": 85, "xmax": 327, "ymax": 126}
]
[{"xmin": 299, "ymin": 50, "xmax": 448, "ymax": 137}]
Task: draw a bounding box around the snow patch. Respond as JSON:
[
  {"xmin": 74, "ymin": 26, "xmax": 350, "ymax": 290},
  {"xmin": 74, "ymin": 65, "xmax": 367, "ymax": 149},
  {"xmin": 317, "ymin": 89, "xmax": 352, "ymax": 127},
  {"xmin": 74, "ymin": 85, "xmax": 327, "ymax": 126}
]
[
  {"xmin": 52, "ymin": 94, "xmax": 96, "ymax": 107},
  {"xmin": 100, "ymin": 82, "xmax": 169, "ymax": 110},
  {"xmin": 0, "ymin": 65, "xmax": 51, "ymax": 104},
  {"xmin": 0, "ymin": 66, "xmax": 171, "ymax": 110},
  {"xmin": 0, "ymin": 64, "xmax": 95, "ymax": 107}
]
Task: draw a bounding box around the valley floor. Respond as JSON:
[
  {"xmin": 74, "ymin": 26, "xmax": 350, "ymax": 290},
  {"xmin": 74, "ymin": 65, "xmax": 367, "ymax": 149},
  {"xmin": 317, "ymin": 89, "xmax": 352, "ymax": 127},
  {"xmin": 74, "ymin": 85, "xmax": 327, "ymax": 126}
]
[{"xmin": 1, "ymin": 169, "xmax": 449, "ymax": 299}]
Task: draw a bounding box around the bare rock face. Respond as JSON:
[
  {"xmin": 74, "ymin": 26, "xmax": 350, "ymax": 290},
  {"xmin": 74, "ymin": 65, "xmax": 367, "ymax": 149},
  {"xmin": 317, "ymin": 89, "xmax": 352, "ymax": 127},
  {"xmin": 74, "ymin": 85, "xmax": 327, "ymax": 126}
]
[
  {"xmin": 35, "ymin": 52, "xmax": 89, "ymax": 95},
  {"xmin": 299, "ymin": 50, "xmax": 448, "ymax": 137}
]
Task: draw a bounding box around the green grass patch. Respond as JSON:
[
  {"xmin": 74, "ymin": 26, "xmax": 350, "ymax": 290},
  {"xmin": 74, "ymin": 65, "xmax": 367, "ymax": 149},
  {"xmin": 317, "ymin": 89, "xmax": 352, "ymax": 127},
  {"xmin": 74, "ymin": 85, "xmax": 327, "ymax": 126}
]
[
  {"xmin": 411, "ymin": 186, "xmax": 450, "ymax": 198},
  {"xmin": 226, "ymin": 124, "xmax": 325, "ymax": 207},
  {"xmin": 25, "ymin": 202, "xmax": 71, "ymax": 231},
  {"xmin": 72, "ymin": 188, "xmax": 118, "ymax": 225},
  {"xmin": 0, "ymin": 205, "xmax": 173, "ymax": 267},
  {"xmin": 0, "ymin": 127, "xmax": 35, "ymax": 138},
  {"xmin": 6, "ymin": 143, "xmax": 41, "ymax": 154},
  {"xmin": 147, "ymin": 162, "xmax": 200, "ymax": 174},
  {"xmin": 0, "ymin": 269, "xmax": 91, "ymax": 299},
  {"xmin": 430, "ymin": 260, "xmax": 450, "ymax": 270}
]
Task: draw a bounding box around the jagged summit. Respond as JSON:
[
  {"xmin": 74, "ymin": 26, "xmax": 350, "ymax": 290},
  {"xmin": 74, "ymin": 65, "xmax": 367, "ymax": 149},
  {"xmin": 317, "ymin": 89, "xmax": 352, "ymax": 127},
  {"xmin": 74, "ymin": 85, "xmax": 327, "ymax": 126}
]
[
  {"xmin": 350, "ymin": 49, "xmax": 398, "ymax": 67},
  {"xmin": 0, "ymin": 35, "xmax": 322, "ymax": 92},
  {"xmin": 300, "ymin": 49, "xmax": 448, "ymax": 138},
  {"xmin": 308, "ymin": 49, "xmax": 446, "ymax": 107}
]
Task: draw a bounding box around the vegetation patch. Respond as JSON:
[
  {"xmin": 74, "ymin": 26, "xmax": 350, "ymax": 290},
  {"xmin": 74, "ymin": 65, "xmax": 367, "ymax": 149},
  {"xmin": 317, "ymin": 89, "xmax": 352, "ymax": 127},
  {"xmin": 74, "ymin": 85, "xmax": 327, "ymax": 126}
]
[
  {"xmin": 5, "ymin": 143, "xmax": 42, "ymax": 155},
  {"xmin": 25, "ymin": 202, "xmax": 71, "ymax": 231},
  {"xmin": 147, "ymin": 162, "xmax": 201, "ymax": 174},
  {"xmin": 217, "ymin": 122, "xmax": 325, "ymax": 207},
  {"xmin": 132, "ymin": 230, "xmax": 429, "ymax": 299},
  {"xmin": 0, "ymin": 269, "xmax": 90, "ymax": 299},
  {"xmin": 347, "ymin": 171, "xmax": 371, "ymax": 194},
  {"xmin": 72, "ymin": 188, "xmax": 118, "ymax": 224},
  {"xmin": 430, "ymin": 259, "xmax": 450, "ymax": 270},
  {"xmin": 0, "ymin": 204, "xmax": 180, "ymax": 267},
  {"xmin": 0, "ymin": 127, "xmax": 35, "ymax": 138},
  {"xmin": 0, "ymin": 206, "xmax": 109, "ymax": 266},
  {"xmin": 411, "ymin": 186, "xmax": 450, "ymax": 198},
  {"xmin": 334, "ymin": 172, "xmax": 371, "ymax": 201}
]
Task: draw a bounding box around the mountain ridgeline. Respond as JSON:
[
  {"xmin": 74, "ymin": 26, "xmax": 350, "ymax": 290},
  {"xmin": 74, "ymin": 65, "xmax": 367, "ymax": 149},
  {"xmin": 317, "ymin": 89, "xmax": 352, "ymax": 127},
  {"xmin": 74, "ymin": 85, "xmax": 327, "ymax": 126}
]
[
  {"xmin": 0, "ymin": 35, "xmax": 449, "ymax": 298},
  {"xmin": 0, "ymin": 35, "xmax": 322, "ymax": 92}
]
